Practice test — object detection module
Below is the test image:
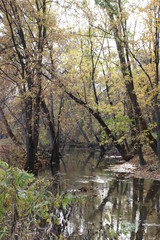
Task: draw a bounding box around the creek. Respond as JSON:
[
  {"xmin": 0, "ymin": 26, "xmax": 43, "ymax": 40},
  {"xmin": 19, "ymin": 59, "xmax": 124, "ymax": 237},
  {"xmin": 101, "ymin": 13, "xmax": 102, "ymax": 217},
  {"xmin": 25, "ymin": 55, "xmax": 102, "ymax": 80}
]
[{"xmin": 39, "ymin": 148, "xmax": 160, "ymax": 240}]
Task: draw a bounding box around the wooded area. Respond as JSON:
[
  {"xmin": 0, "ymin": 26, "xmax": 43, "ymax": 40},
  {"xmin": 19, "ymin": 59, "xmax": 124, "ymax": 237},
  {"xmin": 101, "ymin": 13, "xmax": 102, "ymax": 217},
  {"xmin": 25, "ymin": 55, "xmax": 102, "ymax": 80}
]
[{"xmin": 0, "ymin": 0, "xmax": 160, "ymax": 172}]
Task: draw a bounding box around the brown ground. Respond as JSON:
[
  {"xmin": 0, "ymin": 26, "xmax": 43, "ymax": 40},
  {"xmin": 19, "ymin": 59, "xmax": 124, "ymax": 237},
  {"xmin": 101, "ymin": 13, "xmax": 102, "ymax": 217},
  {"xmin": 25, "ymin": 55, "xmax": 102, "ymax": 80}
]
[{"xmin": 125, "ymin": 147, "xmax": 160, "ymax": 180}]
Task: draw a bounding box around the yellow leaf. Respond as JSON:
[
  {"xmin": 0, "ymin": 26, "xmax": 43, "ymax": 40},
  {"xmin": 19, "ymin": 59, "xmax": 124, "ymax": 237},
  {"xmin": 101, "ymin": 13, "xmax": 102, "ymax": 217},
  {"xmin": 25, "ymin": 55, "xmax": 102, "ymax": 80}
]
[{"xmin": 46, "ymin": 205, "xmax": 49, "ymax": 212}]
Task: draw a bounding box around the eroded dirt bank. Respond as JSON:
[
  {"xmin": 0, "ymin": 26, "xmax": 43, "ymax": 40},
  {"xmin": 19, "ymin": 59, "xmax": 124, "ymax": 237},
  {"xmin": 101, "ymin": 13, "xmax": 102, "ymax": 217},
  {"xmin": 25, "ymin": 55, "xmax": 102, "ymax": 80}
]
[{"xmin": 109, "ymin": 147, "xmax": 160, "ymax": 180}]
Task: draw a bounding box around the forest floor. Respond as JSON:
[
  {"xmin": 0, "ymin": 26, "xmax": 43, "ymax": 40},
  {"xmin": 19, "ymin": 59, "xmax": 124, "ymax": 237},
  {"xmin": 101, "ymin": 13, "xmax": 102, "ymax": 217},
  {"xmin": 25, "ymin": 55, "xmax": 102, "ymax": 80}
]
[{"xmin": 111, "ymin": 147, "xmax": 160, "ymax": 181}]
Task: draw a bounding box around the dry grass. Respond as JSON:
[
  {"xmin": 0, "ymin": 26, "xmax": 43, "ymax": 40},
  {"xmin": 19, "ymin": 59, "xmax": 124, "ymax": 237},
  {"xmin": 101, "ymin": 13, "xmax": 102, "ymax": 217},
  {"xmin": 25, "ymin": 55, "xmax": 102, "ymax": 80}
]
[{"xmin": 0, "ymin": 139, "xmax": 25, "ymax": 169}]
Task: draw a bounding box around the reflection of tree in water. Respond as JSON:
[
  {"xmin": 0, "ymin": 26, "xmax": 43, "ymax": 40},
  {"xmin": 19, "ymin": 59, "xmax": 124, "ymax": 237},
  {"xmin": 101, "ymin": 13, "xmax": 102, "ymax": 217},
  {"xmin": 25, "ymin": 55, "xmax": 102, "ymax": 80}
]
[
  {"xmin": 47, "ymin": 163, "xmax": 74, "ymax": 237},
  {"xmin": 81, "ymin": 151, "xmax": 95, "ymax": 170},
  {"xmin": 46, "ymin": 151, "xmax": 160, "ymax": 239},
  {"xmin": 133, "ymin": 180, "xmax": 160, "ymax": 240},
  {"xmin": 77, "ymin": 178, "xmax": 160, "ymax": 240}
]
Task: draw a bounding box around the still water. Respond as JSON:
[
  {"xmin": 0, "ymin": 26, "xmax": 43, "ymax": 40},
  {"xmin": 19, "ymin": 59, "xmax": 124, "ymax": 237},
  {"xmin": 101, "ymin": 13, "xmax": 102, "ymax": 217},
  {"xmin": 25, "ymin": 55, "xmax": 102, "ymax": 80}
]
[{"xmin": 40, "ymin": 148, "xmax": 160, "ymax": 240}]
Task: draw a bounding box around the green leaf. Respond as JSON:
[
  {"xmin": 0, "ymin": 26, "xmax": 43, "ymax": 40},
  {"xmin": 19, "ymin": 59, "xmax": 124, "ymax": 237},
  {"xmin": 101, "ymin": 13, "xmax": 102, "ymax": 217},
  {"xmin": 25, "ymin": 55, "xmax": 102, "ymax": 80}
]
[{"xmin": 105, "ymin": 213, "xmax": 110, "ymax": 223}]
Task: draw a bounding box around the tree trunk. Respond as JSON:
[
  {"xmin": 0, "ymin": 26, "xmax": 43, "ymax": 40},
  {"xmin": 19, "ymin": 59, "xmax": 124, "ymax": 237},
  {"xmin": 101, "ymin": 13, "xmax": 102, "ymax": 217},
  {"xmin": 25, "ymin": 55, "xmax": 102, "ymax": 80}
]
[
  {"xmin": 136, "ymin": 144, "xmax": 146, "ymax": 166},
  {"xmin": 51, "ymin": 141, "xmax": 60, "ymax": 165},
  {"xmin": 25, "ymin": 136, "xmax": 35, "ymax": 172},
  {"xmin": 154, "ymin": 14, "xmax": 160, "ymax": 161},
  {"xmin": 110, "ymin": 13, "xmax": 157, "ymax": 155},
  {"xmin": 0, "ymin": 106, "xmax": 22, "ymax": 146},
  {"xmin": 65, "ymin": 90, "xmax": 133, "ymax": 161},
  {"xmin": 24, "ymin": 95, "xmax": 37, "ymax": 172},
  {"xmin": 41, "ymin": 96, "xmax": 60, "ymax": 165}
]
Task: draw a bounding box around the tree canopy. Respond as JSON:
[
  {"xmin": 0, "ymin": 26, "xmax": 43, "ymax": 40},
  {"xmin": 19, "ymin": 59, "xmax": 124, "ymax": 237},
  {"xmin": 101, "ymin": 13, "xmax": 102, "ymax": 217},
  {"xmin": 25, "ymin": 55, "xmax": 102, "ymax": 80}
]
[{"xmin": 0, "ymin": 0, "xmax": 160, "ymax": 171}]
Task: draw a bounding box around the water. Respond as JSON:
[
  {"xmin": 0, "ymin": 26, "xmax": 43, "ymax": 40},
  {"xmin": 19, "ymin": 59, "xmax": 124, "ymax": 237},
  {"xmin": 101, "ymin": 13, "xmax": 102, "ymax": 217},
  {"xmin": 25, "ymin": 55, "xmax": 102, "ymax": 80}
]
[{"xmin": 39, "ymin": 148, "xmax": 160, "ymax": 240}]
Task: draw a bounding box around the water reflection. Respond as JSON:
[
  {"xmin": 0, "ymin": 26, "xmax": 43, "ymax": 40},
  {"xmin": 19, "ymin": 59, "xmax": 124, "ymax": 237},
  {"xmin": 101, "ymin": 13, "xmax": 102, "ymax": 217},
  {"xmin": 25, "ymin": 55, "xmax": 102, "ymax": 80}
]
[{"xmin": 39, "ymin": 148, "xmax": 160, "ymax": 239}]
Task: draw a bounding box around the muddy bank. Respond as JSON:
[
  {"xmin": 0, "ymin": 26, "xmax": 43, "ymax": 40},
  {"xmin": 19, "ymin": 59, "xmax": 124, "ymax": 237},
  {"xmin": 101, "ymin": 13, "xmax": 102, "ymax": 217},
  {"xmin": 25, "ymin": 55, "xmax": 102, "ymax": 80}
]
[{"xmin": 109, "ymin": 147, "xmax": 160, "ymax": 181}]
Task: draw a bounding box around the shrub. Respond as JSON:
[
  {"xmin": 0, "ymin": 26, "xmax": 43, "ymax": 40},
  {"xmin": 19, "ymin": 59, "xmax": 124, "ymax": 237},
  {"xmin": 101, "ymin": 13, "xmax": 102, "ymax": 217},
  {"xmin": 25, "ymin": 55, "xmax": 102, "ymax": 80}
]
[{"xmin": 0, "ymin": 161, "xmax": 78, "ymax": 239}]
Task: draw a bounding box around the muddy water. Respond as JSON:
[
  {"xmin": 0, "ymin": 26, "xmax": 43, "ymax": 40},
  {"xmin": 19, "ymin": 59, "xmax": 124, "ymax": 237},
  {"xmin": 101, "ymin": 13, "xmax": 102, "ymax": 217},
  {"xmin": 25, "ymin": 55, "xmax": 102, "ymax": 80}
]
[{"xmin": 40, "ymin": 148, "xmax": 160, "ymax": 240}]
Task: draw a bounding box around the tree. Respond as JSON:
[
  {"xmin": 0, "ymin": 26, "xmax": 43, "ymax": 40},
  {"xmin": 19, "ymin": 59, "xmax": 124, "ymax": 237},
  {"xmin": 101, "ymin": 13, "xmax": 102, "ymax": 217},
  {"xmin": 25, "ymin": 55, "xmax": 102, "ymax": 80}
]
[
  {"xmin": 0, "ymin": 0, "xmax": 60, "ymax": 171},
  {"xmin": 55, "ymin": 8, "xmax": 133, "ymax": 160},
  {"xmin": 95, "ymin": 0, "xmax": 158, "ymax": 164},
  {"xmin": 137, "ymin": 0, "xmax": 160, "ymax": 161}
]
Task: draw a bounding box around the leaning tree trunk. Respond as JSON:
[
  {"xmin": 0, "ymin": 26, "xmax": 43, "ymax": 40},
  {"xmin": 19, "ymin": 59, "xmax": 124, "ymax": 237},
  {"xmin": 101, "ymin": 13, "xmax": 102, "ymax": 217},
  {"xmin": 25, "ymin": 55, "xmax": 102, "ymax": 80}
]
[
  {"xmin": 41, "ymin": 96, "xmax": 60, "ymax": 165},
  {"xmin": 0, "ymin": 106, "xmax": 22, "ymax": 146},
  {"xmin": 64, "ymin": 89, "xmax": 133, "ymax": 161}
]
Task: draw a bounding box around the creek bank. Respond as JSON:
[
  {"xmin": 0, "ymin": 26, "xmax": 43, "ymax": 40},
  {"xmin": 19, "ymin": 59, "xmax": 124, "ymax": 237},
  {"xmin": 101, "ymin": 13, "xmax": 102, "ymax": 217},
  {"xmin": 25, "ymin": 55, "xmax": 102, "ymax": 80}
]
[{"xmin": 107, "ymin": 148, "xmax": 160, "ymax": 181}]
